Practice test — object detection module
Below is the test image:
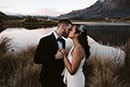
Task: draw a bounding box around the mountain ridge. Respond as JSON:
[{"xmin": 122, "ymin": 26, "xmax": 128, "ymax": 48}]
[{"xmin": 57, "ymin": 0, "xmax": 130, "ymax": 19}]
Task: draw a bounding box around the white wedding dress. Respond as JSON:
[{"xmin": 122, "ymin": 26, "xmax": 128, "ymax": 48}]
[{"xmin": 63, "ymin": 46, "xmax": 86, "ymax": 87}]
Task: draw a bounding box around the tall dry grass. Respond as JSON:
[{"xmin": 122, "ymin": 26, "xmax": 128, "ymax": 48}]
[
  {"xmin": 84, "ymin": 57, "xmax": 126, "ymax": 87},
  {"xmin": 0, "ymin": 37, "xmax": 130, "ymax": 87},
  {"xmin": 0, "ymin": 36, "xmax": 12, "ymax": 54},
  {"xmin": 0, "ymin": 38, "xmax": 42, "ymax": 87},
  {"xmin": 84, "ymin": 39, "xmax": 130, "ymax": 87}
]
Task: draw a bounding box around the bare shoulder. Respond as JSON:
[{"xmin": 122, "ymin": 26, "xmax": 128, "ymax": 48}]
[
  {"xmin": 73, "ymin": 46, "xmax": 85, "ymax": 58},
  {"xmin": 75, "ymin": 46, "xmax": 84, "ymax": 53}
]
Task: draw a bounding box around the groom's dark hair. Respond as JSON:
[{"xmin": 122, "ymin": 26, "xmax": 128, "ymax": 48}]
[{"xmin": 57, "ymin": 19, "xmax": 72, "ymax": 26}]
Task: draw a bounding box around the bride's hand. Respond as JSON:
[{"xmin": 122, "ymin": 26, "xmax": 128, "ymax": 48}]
[
  {"xmin": 66, "ymin": 48, "xmax": 70, "ymax": 54},
  {"xmin": 64, "ymin": 48, "xmax": 69, "ymax": 56}
]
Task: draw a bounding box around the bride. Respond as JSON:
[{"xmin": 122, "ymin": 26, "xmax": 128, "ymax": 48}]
[{"xmin": 63, "ymin": 25, "xmax": 90, "ymax": 87}]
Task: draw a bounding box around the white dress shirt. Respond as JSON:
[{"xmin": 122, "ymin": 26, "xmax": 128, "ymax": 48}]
[{"xmin": 53, "ymin": 31, "xmax": 63, "ymax": 49}]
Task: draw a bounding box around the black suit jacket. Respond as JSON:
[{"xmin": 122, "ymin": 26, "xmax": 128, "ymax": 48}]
[{"xmin": 34, "ymin": 33, "xmax": 65, "ymax": 87}]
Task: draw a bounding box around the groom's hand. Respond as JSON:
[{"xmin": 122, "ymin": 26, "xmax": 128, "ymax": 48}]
[{"xmin": 55, "ymin": 49, "xmax": 65, "ymax": 60}]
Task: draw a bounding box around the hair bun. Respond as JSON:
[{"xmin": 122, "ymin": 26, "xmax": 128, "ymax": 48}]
[{"xmin": 78, "ymin": 25, "xmax": 87, "ymax": 35}]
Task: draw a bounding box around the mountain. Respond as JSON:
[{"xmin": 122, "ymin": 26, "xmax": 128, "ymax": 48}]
[
  {"xmin": 0, "ymin": 12, "xmax": 7, "ymax": 32},
  {"xmin": 0, "ymin": 11, "xmax": 7, "ymax": 18},
  {"xmin": 57, "ymin": 0, "xmax": 130, "ymax": 19}
]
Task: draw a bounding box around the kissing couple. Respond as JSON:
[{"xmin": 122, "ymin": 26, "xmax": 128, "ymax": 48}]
[{"xmin": 34, "ymin": 19, "xmax": 90, "ymax": 87}]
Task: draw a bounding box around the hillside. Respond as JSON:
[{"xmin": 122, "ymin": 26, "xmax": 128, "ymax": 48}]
[
  {"xmin": 57, "ymin": 0, "xmax": 130, "ymax": 19},
  {"xmin": 0, "ymin": 12, "xmax": 7, "ymax": 18},
  {"xmin": 0, "ymin": 11, "xmax": 57, "ymax": 32}
]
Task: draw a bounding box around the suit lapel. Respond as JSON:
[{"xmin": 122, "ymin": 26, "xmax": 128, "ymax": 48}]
[
  {"xmin": 51, "ymin": 32, "xmax": 66, "ymax": 49},
  {"xmin": 50, "ymin": 33, "xmax": 59, "ymax": 50},
  {"xmin": 62, "ymin": 39, "xmax": 65, "ymax": 49}
]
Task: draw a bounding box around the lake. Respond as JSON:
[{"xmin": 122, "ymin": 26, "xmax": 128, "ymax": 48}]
[{"xmin": 0, "ymin": 22, "xmax": 130, "ymax": 50}]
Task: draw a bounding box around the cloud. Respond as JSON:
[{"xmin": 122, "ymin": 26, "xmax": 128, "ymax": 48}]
[
  {"xmin": 0, "ymin": 6, "xmax": 9, "ymax": 11},
  {"xmin": 0, "ymin": 6, "xmax": 8, "ymax": 9},
  {"xmin": 0, "ymin": 7, "xmax": 63, "ymax": 16},
  {"xmin": 30, "ymin": 8, "xmax": 63, "ymax": 16}
]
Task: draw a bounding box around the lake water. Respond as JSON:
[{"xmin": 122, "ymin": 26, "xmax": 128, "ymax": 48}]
[
  {"xmin": 0, "ymin": 24, "xmax": 127, "ymax": 63},
  {"xmin": 0, "ymin": 22, "xmax": 130, "ymax": 52},
  {"xmin": 0, "ymin": 27, "xmax": 56, "ymax": 52},
  {"xmin": 75, "ymin": 22, "xmax": 130, "ymax": 46}
]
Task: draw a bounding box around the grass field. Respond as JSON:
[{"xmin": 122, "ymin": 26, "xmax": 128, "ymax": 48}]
[{"xmin": 0, "ymin": 37, "xmax": 130, "ymax": 87}]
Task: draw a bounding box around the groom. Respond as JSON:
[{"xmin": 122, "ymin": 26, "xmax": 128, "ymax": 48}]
[{"xmin": 34, "ymin": 19, "xmax": 72, "ymax": 87}]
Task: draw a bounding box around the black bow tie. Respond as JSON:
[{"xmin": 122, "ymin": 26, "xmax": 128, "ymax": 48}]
[
  {"xmin": 57, "ymin": 37, "xmax": 65, "ymax": 49},
  {"xmin": 57, "ymin": 37, "xmax": 64, "ymax": 42}
]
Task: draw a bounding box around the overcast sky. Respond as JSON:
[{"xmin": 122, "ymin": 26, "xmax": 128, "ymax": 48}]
[{"xmin": 0, "ymin": 0, "xmax": 98, "ymax": 16}]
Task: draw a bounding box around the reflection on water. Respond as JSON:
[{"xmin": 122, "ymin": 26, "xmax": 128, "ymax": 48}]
[
  {"xmin": 0, "ymin": 26, "xmax": 126, "ymax": 63},
  {"xmin": 0, "ymin": 27, "xmax": 56, "ymax": 52},
  {"xmin": 0, "ymin": 23, "xmax": 130, "ymax": 52},
  {"xmin": 86, "ymin": 25, "xmax": 130, "ymax": 46}
]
